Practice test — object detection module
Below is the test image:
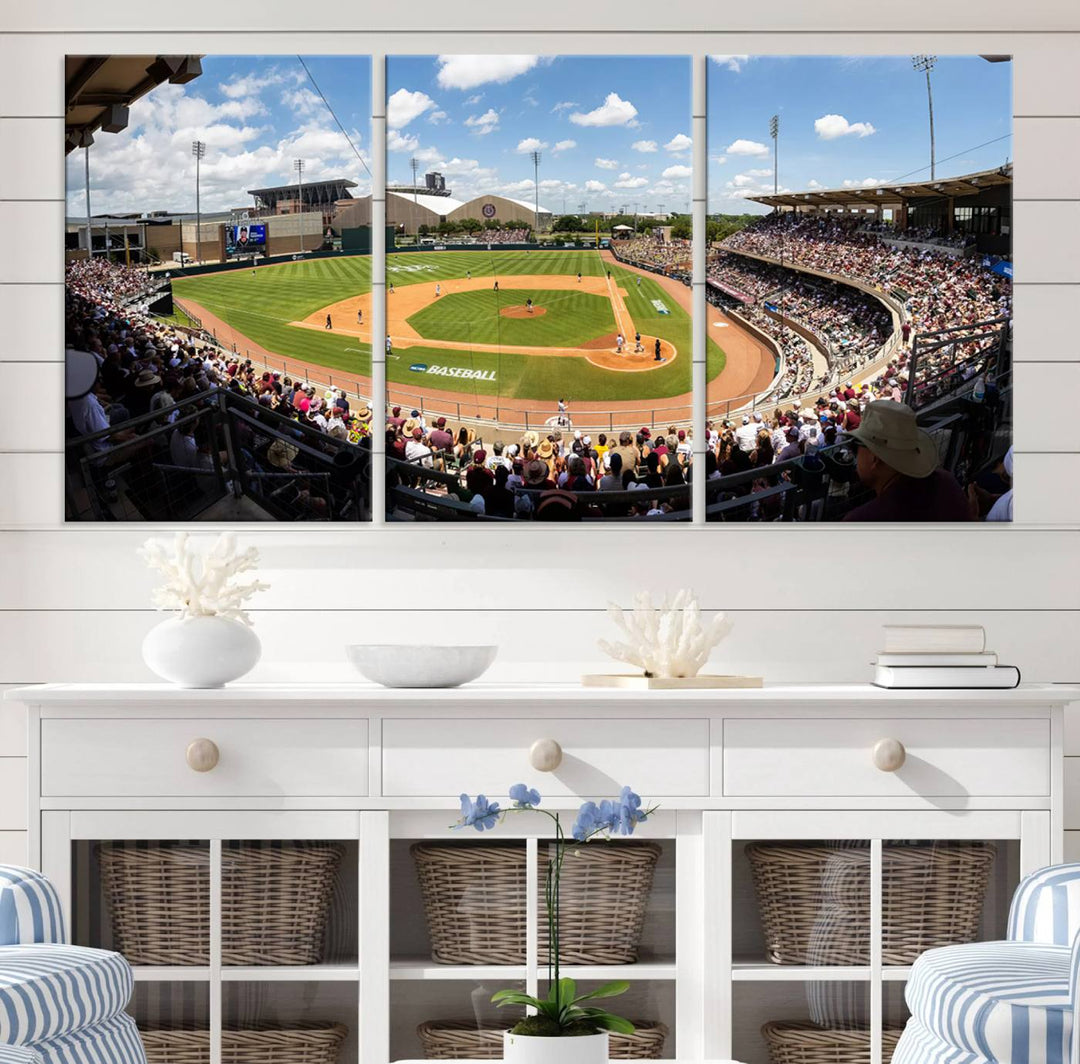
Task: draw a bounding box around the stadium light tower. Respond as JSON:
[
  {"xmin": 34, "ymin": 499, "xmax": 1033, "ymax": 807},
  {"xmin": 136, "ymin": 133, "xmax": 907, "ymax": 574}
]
[
  {"xmin": 912, "ymin": 55, "xmax": 937, "ymax": 179},
  {"xmin": 409, "ymin": 157, "xmax": 420, "ymax": 204},
  {"xmin": 80, "ymin": 130, "xmax": 94, "ymax": 258},
  {"xmin": 191, "ymin": 140, "xmax": 206, "ymax": 264},
  {"xmin": 294, "ymin": 158, "xmax": 306, "ymax": 254},
  {"xmin": 530, "ymin": 150, "xmax": 542, "ymax": 232},
  {"xmin": 769, "ymin": 114, "xmax": 779, "ymax": 195}
]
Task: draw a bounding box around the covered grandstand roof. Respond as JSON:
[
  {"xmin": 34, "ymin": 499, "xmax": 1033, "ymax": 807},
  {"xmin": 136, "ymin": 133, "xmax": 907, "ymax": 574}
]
[
  {"xmin": 496, "ymin": 195, "xmax": 553, "ymax": 215},
  {"xmin": 248, "ymin": 179, "xmax": 358, "ymax": 209},
  {"xmin": 389, "ymin": 190, "xmax": 468, "ymax": 214},
  {"xmin": 65, "ymin": 55, "xmax": 203, "ymax": 153},
  {"xmin": 749, "ymin": 165, "xmax": 1012, "ymax": 209}
]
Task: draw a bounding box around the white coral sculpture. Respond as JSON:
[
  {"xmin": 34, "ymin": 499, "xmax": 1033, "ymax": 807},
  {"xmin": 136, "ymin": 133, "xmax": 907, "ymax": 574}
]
[
  {"xmin": 138, "ymin": 533, "xmax": 270, "ymax": 626},
  {"xmin": 597, "ymin": 589, "xmax": 734, "ymax": 678}
]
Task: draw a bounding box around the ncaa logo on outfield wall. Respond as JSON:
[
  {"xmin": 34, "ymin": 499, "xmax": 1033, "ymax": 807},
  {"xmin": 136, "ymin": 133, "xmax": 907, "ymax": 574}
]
[
  {"xmin": 409, "ymin": 363, "xmax": 428, "ymax": 372},
  {"xmin": 481, "ymin": 203, "xmax": 497, "ymax": 218}
]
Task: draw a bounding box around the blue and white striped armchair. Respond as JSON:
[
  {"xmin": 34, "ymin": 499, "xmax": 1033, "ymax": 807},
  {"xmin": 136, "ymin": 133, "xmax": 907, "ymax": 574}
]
[
  {"xmin": 893, "ymin": 862, "xmax": 1080, "ymax": 1064},
  {"xmin": 0, "ymin": 865, "xmax": 146, "ymax": 1064}
]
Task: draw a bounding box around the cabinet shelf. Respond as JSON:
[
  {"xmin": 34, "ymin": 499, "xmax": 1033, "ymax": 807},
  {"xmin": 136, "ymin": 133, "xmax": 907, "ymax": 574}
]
[
  {"xmin": 387, "ymin": 956, "xmax": 678, "ymax": 981},
  {"xmin": 731, "ymin": 957, "xmax": 915, "ymax": 982},
  {"xmin": 131, "ymin": 965, "xmax": 363, "ymax": 983}
]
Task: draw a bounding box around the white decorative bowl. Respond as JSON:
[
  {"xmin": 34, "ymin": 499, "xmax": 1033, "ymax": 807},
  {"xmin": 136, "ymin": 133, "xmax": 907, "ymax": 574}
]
[{"xmin": 346, "ymin": 644, "xmax": 498, "ymax": 688}]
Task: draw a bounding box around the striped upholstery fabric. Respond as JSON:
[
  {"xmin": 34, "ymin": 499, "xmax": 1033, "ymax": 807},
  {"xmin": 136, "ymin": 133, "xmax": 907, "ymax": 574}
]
[
  {"xmin": 0, "ymin": 944, "xmax": 133, "ymax": 1045},
  {"xmin": 903, "ymin": 940, "xmax": 1071, "ymax": 1064},
  {"xmin": 0, "ymin": 869, "xmax": 64, "ymax": 947},
  {"xmin": 892, "ymin": 1017, "xmax": 992, "ymax": 1064},
  {"xmin": 0, "ymin": 1046, "xmax": 43, "ymax": 1064},
  {"xmin": 29, "ymin": 1013, "xmax": 146, "ymax": 1064},
  {"xmin": 1009, "ymin": 863, "xmax": 1080, "ymax": 945}
]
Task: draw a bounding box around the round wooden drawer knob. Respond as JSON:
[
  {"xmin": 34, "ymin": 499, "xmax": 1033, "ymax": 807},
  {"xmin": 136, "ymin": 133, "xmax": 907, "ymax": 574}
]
[
  {"xmin": 529, "ymin": 739, "xmax": 563, "ymax": 772},
  {"xmin": 872, "ymin": 738, "xmax": 906, "ymax": 772},
  {"xmin": 186, "ymin": 738, "xmax": 220, "ymax": 772}
]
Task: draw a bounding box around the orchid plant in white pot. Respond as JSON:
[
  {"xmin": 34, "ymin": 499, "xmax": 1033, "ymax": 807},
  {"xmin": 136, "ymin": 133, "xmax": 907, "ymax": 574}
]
[
  {"xmin": 138, "ymin": 533, "xmax": 269, "ymax": 688},
  {"xmin": 454, "ymin": 784, "xmax": 657, "ymax": 1064}
]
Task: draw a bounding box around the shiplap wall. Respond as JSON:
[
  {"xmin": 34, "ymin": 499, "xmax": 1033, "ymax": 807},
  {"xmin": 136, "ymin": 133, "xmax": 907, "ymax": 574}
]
[{"xmin": 1, "ymin": 2, "xmax": 1080, "ymax": 869}]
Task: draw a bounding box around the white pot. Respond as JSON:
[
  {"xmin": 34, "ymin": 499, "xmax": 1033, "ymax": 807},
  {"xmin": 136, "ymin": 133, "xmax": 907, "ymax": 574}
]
[
  {"xmin": 142, "ymin": 615, "xmax": 261, "ymax": 689},
  {"xmin": 503, "ymin": 1031, "xmax": 608, "ymax": 1064}
]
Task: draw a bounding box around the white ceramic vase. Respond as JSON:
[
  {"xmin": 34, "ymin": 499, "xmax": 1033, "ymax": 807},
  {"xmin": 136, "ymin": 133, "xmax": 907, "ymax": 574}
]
[
  {"xmin": 142, "ymin": 615, "xmax": 261, "ymax": 689},
  {"xmin": 503, "ymin": 1031, "xmax": 608, "ymax": 1064}
]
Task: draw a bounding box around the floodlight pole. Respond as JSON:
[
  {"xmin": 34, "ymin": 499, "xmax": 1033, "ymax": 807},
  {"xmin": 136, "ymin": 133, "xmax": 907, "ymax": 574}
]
[
  {"xmin": 294, "ymin": 158, "xmax": 305, "ymax": 254},
  {"xmin": 191, "ymin": 140, "xmax": 206, "ymax": 264},
  {"xmin": 770, "ymin": 114, "xmax": 785, "ymax": 338},
  {"xmin": 410, "ymin": 157, "xmax": 420, "ymax": 204},
  {"xmin": 84, "ymin": 144, "xmax": 92, "ymax": 259},
  {"xmin": 912, "ymin": 55, "xmax": 937, "ymax": 180},
  {"xmin": 530, "ymin": 150, "xmax": 541, "ymax": 232}
]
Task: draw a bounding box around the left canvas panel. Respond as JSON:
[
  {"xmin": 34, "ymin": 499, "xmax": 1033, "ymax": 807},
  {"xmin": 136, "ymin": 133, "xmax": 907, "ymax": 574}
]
[{"xmin": 64, "ymin": 54, "xmax": 374, "ymax": 521}]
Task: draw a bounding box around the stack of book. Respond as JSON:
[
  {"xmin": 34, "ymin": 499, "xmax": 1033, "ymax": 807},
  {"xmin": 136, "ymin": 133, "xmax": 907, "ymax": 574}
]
[{"xmin": 873, "ymin": 625, "xmax": 1021, "ymax": 689}]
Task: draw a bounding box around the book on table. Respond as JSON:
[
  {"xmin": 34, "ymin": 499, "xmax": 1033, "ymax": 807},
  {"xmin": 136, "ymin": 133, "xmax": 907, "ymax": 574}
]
[
  {"xmin": 874, "ymin": 651, "xmax": 999, "ymax": 667},
  {"xmin": 882, "ymin": 625, "xmax": 986, "ymax": 654},
  {"xmin": 873, "ymin": 664, "xmax": 1021, "ymax": 689}
]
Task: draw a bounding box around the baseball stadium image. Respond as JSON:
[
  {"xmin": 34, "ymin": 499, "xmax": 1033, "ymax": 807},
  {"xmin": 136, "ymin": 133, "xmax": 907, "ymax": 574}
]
[
  {"xmin": 702, "ymin": 54, "xmax": 1014, "ymax": 522},
  {"xmin": 63, "ymin": 54, "xmax": 374, "ymax": 521}
]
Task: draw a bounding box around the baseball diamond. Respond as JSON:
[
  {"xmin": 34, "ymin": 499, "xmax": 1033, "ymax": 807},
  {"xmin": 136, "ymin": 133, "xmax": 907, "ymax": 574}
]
[{"xmin": 169, "ymin": 248, "xmax": 780, "ymax": 420}]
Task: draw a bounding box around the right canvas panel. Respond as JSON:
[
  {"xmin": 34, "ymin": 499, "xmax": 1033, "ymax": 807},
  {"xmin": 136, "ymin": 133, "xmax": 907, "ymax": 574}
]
[{"xmin": 706, "ymin": 55, "xmax": 1013, "ymax": 522}]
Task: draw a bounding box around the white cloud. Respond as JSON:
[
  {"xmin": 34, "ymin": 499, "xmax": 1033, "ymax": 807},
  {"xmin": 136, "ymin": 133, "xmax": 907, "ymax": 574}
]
[
  {"xmin": 842, "ymin": 177, "xmax": 883, "ymax": 187},
  {"xmin": 570, "ymin": 92, "xmax": 638, "ymax": 128},
  {"xmin": 427, "ymin": 110, "xmax": 448, "ymax": 125},
  {"xmin": 730, "ymin": 174, "xmax": 757, "ymax": 188},
  {"xmin": 411, "ymin": 145, "xmax": 443, "ymax": 164},
  {"xmin": 815, "ymin": 113, "xmax": 877, "ymax": 139},
  {"xmin": 726, "ymin": 138, "xmax": 770, "ymax": 157},
  {"xmin": 632, "ymin": 139, "xmax": 658, "ymax": 153},
  {"xmin": 386, "ymin": 129, "xmax": 419, "ymax": 152},
  {"xmin": 464, "ymin": 93, "xmax": 484, "ymax": 106},
  {"xmin": 585, "ymin": 179, "xmax": 607, "ymax": 192},
  {"xmin": 662, "ymin": 164, "xmax": 692, "ymax": 179},
  {"xmin": 516, "ymin": 137, "xmax": 548, "ymax": 153},
  {"xmin": 280, "ymin": 87, "xmax": 321, "ymax": 117},
  {"xmin": 710, "ymin": 55, "xmax": 750, "ymax": 72},
  {"xmin": 711, "ymin": 155, "xmax": 727, "ymax": 165},
  {"xmin": 551, "ymin": 100, "xmax": 578, "ymax": 113},
  {"xmin": 218, "ymin": 71, "xmax": 294, "ymax": 99},
  {"xmin": 552, "ymin": 139, "xmax": 576, "ymax": 153},
  {"xmin": 464, "ymin": 108, "xmax": 500, "ymax": 135},
  {"xmin": 387, "ymin": 88, "xmax": 436, "ymax": 130},
  {"xmin": 806, "ymin": 178, "xmax": 824, "ymax": 189},
  {"xmin": 614, "ymin": 173, "xmax": 648, "ymax": 189},
  {"xmin": 664, "ymin": 133, "xmax": 692, "ymax": 152},
  {"xmin": 595, "ymin": 157, "xmax": 619, "ymax": 170},
  {"xmin": 744, "ymin": 168, "xmax": 772, "ymax": 178},
  {"xmin": 501, "ymin": 178, "xmax": 536, "ymax": 193},
  {"xmin": 436, "ymin": 55, "xmax": 541, "ymax": 91}
]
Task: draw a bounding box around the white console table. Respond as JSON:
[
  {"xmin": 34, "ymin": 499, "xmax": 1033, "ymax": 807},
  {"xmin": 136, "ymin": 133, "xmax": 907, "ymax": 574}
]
[{"xmin": 9, "ymin": 682, "xmax": 1078, "ymax": 1064}]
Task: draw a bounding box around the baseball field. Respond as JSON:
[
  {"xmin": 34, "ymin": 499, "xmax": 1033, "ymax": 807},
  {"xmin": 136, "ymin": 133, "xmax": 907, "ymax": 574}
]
[{"xmin": 171, "ymin": 249, "xmax": 731, "ymax": 407}]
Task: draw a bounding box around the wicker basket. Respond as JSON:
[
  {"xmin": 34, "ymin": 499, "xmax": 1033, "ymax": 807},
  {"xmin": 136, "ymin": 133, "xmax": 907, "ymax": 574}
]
[
  {"xmin": 746, "ymin": 841, "xmax": 996, "ymax": 965},
  {"xmin": 98, "ymin": 841, "xmax": 345, "ymax": 966},
  {"xmin": 761, "ymin": 1022, "xmax": 902, "ymax": 1064},
  {"xmin": 412, "ymin": 841, "xmax": 661, "ymax": 965},
  {"xmin": 140, "ymin": 1025, "xmax": 348, "ymax": 1064},
  {"xmin": 416, "ymin": 1020, "xmax": 668, "ymax": 1059}
]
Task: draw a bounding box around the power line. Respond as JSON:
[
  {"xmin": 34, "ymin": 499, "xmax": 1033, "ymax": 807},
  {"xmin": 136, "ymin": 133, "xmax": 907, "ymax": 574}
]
[
  {"xmin": 887, "ymin": 133, "xmax": 1012, "ymax": 185},
  {"xmin": 296, "ymin": 55, "xmax": 372, "ymax": 182}
]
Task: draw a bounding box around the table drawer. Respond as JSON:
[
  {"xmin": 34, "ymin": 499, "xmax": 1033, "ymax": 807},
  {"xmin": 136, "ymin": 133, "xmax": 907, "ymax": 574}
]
[
  {"xmin": 723, "ymin": 717, "xmax": 1050, "ymax": 798},
  {"xmin": 382, "ymin": 717, "xmax": 709, "ymax": 797},
  {"xmin": 41, "ymin": 718, "xmax": 368, "ymax": 797}
]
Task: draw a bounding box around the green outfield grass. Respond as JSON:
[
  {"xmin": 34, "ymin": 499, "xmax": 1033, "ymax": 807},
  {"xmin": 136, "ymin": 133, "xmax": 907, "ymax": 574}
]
[
  {"xmin": 407, "ymin": 288, "xmax": 615, "ymax": 347},
  {"xmin": 169, "ymin": 250, "xmax": 726, "ymax": 403},
  {"xmin": 171, "ymin": 256, "xmax": 373, "ymax": 377}
]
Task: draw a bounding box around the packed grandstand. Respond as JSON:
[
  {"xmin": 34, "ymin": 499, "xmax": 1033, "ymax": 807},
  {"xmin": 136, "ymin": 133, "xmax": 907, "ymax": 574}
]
[
  {"xmin": 66, "ymin": 200, "xmax": 1012, "ymax": 522},
  {"xmin": 65, "ymin": 259, "xmax": 372, "ymax": 520}
]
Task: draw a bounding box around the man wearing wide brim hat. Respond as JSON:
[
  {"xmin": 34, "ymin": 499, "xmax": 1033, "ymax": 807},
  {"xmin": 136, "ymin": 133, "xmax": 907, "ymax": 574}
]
[{"xmin": 842, "ymin": 400, "xmax": 972, "ymax": 522}]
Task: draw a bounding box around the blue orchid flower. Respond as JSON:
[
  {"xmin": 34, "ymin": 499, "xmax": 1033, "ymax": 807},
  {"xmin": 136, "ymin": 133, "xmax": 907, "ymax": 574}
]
[
  {"xmin": 456, "ymin": 793, "xmax": 501, "ymax": 831},
  {"xmin": 509, "ymin": 783, "xmax": 541, "ymax": 808},
  {"xmin": 572, "ymin": 801, "xmax": 600, "ymax": 840},
  {"xmin": 616, "ymin": 786, "xmax": 647, "ymax": 835}
]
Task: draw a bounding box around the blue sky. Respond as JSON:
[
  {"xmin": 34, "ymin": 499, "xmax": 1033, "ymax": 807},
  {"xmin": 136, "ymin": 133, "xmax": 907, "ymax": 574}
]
[
  {"xmin": 386, "ymin": 55, "xmax": 691, "ymax": 214},
  {"xmin": 708, "ymin": 55, "xmax": 1012, "ymax": 214},
  {"xmin": 66, "ymin": 55, "xmax": 371, "ymax": 216}
]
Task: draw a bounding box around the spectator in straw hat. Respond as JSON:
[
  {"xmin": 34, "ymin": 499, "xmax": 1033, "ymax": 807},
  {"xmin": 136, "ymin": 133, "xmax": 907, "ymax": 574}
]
[{"xmin": 843, "ymin": 400, "xmax": 971, "ymax": 522}]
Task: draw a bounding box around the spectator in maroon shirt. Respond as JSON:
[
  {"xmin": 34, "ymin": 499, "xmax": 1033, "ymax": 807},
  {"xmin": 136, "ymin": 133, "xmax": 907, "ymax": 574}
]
[
  {"xmin": 428, "ymin": 416, "xmax": 453, "ymax": 453},
  {"xmin": 843, "ymin": 400, "xmax": 972, "ymax": 522},
  {"xmin": 387, "ymin": 405, "xmax": 406, "ymax": 431},
  {"xmin": 465, "ymin": 450, "xmax": 495, "ymax": 499}
]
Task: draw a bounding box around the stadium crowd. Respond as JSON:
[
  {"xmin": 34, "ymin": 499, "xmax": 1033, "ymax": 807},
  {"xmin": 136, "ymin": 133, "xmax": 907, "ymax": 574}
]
[
  {"xmin": 386, "ymin": 409, "xmax": 695, "ymax": 520},
  {"xmin": 478, "ymin": 227, "xmax": 531, "ymax": 244},
  {"xmin": 612, "ymin": 236, "xmax": 692, "ymax": 277},
  {"xmin": 65, "ymin": 259, "xmax": 372, "ymax": 517}
]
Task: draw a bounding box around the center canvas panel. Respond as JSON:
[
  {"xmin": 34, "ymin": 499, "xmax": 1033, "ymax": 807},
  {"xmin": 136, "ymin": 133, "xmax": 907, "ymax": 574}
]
[{"xmin": 382, "ymin": 55, "xmax": 694, "ymax": 521}]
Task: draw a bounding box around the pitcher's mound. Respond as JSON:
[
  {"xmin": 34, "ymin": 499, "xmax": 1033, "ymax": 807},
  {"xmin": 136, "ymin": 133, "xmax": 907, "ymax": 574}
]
[{"xmin": 500, "ymin": 305, "xmax": 547, "ymax": 319}]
